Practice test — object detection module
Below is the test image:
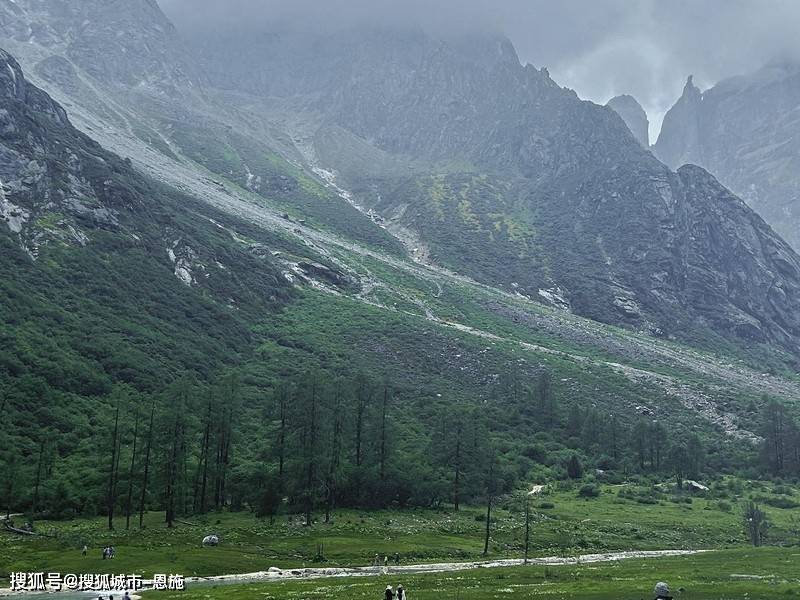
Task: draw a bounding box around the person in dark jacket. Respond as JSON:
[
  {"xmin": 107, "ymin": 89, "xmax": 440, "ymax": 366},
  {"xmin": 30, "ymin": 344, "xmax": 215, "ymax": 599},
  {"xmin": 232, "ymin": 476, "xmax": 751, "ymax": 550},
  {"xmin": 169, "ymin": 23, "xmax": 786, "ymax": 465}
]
[
  {"xmin": 384, "ymin": 584, "xmax": 394, "ymax": 600},
  {"xmin": 654, "ymin": 581, "xmax": 673, "ymax": 600}
]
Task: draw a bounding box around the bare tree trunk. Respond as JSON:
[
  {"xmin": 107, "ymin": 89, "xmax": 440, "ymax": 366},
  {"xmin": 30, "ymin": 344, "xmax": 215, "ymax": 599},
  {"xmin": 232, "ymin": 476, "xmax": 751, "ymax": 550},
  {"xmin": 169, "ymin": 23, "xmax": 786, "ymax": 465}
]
[
  {"xmin": 278, "ymin": 388, "xmax": 287, "ymax": 478},
  {"xmin": 138, "ymin": 400, "xmax": 156, "ymax": 528},
  {"xmin": 32, "ymin": 440, "xmax": 45, "ymax": 515},
  {"xmin": 304, "ymin": 380, "xmax": 318, "ymax": 527},
  {"xmin": 483, "ymin": 455, "xmax": 495, "ymax": 556},
  {"xmin": 483, "ymin": 493, "xmax": 493, "ymax": 556},
  {"xmin": 198, "ymin": 399, "xmax": 212, "ymax": 513},
  {"xmin": 125, "ymin": 408, "xmax": 140, "ymax": 529},
  {"xmin": 380, "ymin": 384, "xmax": 389, "ymax": 482},
  {"xmin": 165, "ymin": 411, "xmax": 182, "ymax": 528},
  {"xmin": 325, "ymin": 383, "xmax": 343, "ymax": 524},
  {"xmin": 524, "ymin": 495, "xmax": 530, "ymax": 564},
  {"xmin": 355, "ymin": 380, "xmax": 369, "ymax": 467},
  {"xmin": 453, "ymin": 422, "xmax": 462, "ymax": 511},
  {"xmin": 107, "ymin": 401, "xmax": 121, "ymax": 531}
]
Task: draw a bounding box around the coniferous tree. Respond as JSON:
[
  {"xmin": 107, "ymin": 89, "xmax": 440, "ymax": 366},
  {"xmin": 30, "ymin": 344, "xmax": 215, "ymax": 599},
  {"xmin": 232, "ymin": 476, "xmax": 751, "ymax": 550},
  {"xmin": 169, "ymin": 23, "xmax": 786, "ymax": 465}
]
[
  {"xmin": 106, "ymin": 403, "xmax": 120, "ymax": 530},
  {"xmin": 138, "ymin": 399, "xmax": 156, "ymax": 528},
  {"xmin": 125, "ymin": 405, "xmax": 140, "ymax": 529}
]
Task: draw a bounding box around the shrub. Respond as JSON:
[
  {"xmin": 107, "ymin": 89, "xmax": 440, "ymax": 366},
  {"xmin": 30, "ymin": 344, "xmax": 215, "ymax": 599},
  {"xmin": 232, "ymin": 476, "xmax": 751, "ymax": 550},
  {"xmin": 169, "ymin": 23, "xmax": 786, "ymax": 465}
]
[
  {"xmin": 578, "ymin": 484, "xmax": 600, "ymax": 498},
  {"xmin": 755, "ymin": 495, "xmax": 800, "ymax": 509},
  {"xmin": 566, "ymin": 455, "xmax": 583, "ymax": 480}
]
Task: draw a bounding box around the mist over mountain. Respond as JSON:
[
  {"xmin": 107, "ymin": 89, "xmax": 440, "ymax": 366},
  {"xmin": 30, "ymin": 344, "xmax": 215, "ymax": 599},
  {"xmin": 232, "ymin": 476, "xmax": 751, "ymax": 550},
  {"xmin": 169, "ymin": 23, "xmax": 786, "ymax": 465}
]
[
  {"xmin": 655, "ymin": 63, "xmax": 800, "ymax": 252},
  {"xmin": 3, "ymin": 0, "xmax": 800, "ymax": 354},
  {"xmin": 4, "ymin": 1, "xmax": 800, "ymax": 580},
  {"xmin": 161, "ymin": 0, "xmax": 800, "ymax": 141},
  {"xmin": 606, "ymin": 95, "xmax": 649, "ymax": 147}
]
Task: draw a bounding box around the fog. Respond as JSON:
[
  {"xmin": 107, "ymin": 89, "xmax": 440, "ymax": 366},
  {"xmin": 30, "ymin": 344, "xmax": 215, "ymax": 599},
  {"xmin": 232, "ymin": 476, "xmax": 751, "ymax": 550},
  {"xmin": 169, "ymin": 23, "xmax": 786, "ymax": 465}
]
[{"xmin": 159, "ymin": 0, "xmax": 800, "ymax": 141}]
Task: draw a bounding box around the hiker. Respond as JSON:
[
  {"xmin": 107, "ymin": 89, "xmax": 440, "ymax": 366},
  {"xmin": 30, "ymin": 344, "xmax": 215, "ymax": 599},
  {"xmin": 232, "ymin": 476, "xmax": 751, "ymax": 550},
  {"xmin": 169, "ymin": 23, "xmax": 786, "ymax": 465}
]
[
  {"xmin": 101, "ymin": 546, "xmax": 108, "ymax": 560},
  {"xmin": 82, "ymin": 544, "xmax": 88, "ymax": 556},
  {"xmin": 373, "ymin": 553, "xmax": 380, "ymax": 567},
  {"xmin": 384, "ymin": 584, "xmax": 394, "ymax": 600},
  {"xmin": 123, "ymin": 592, "xmax": 131, "ymax": 600},
  {"xmin": 383, "ymin": 555, "xmax": 389, "ymax": 568},
  {"xmin": 394, "ymin": 552, "xmax": 400, "ymax": 565},
  {"xmin": 654, "ymin": 581, "xmax": 673, "ymax": 600},
  {"xmin": 396, "ymin": 584, "xmax": 405, "ymax": 600}
]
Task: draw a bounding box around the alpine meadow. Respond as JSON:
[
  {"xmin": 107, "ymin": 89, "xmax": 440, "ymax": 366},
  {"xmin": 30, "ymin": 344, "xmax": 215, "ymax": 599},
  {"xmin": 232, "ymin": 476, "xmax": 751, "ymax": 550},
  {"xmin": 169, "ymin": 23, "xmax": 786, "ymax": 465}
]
[{"xmin": 0, "ymin": 1, "xmax": 799, "ymax": 599}]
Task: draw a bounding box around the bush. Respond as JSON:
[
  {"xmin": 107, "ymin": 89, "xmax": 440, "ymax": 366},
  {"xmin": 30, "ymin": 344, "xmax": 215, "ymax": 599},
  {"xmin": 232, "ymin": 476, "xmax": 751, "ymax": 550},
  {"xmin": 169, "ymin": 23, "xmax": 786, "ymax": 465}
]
[
  {"xmin": 578, "ymin": 484, "xmax": 600, "ymax": 498},
  {"xmin": 537, "ymin": 502, "xmax": 555, "ymax": 509},
  {"xmin": 755, "ymin": 495, "xmax": 800, "ymax": 509}
]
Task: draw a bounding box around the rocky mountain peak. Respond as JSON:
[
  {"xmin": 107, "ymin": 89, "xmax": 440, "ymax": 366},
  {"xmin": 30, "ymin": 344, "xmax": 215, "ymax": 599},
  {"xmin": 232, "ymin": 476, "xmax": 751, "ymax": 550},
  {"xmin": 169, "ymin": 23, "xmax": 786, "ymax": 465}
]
[
  {"xmin": 655, "ymin": 62, "xmax": 800, "ymax": 251},
  {"xmin": 606, "ymin": 94, "xmax": 649, "ymax": 147},
  {"xmin": 653, "ymin": 75, "xmax": 703, "ymax": 169}
]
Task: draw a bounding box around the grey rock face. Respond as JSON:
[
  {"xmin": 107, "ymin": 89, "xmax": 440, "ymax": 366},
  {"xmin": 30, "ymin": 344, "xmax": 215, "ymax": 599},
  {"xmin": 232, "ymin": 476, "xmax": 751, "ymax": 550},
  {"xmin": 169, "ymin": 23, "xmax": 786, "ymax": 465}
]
[
  {"xmin": 653, "ymin": 75, "xmax": 703, "ymax": 169},
  {"xmin": 187, "ymin": 27, "xmax": 800, "ymax": 353},
  {"xmin": 606, "ymin": 94, "xmax": 649, "ymax": 147},
  {"xmin": 0, "ymin": 0, "xmax": 197, "ymax": 93},
  {"xmin": 654, "ymin": 65, "xmax": 800, "ymax": 251},
  {"xmin": 0, "ymin": 47, "xmax": 288, "ymax": 306},
  {"xmin": 6, "ymin": 1, "xmax": 800, "ymax": 356}
]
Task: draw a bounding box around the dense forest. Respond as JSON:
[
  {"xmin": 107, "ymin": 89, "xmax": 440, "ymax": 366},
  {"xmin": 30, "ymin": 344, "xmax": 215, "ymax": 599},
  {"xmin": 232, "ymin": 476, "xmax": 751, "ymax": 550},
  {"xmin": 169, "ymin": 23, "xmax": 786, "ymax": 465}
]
[{"xmin": 3, "ymin": 358, "xmax": 799, "ymax": 527}]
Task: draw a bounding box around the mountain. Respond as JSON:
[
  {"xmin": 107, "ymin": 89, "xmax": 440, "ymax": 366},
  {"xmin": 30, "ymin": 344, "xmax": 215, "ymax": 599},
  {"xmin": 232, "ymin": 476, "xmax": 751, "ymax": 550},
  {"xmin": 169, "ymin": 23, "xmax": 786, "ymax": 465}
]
[
  {"xmin": 3, "ymin": 7, "xmax": 800, "ymax": 519},
  {"xmin": 5, "ymin": 3, "xmax": 800, "ymax": 354},
  {"xmin": 654, "ymin": 65, "xmax": 800, "ymax": 251},
  {"xmin": 0, "ymin": 46, "xmax": 299, "ymax": 395},
  {"xmin": 0, "ymin": 0, "xmax": 195, "ymax": 91},
  {"xmin": 187, "ymin": 27, "xmax": 800, "ymax": 354},
  {"xmin": 606, "ymin": 94, "xmax": 649, "ymax": 147}
]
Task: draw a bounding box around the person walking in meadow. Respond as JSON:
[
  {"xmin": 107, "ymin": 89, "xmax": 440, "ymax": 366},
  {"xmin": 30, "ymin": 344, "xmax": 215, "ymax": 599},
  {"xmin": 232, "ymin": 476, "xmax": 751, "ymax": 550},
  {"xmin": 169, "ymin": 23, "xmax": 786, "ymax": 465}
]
[
  {"xmin": 384, "ymin": 584, "xmax": 394, "ymax": 600},
  {"xmin": 383, "ymin": 555, "xmax": 389, "ymax": 568},
  {"xmin": 394, "ymin": 552, "xmax": 400, "ymax": 565},
  {"xmin": 396, "ymin": 584, "xmax": 405, "ymax": 600},
  {"xmin": 373, "ymin": 553, "xmax": 380, "ymax": 567},
  {"xmin": 82, "ymin": 544, "xmax": 88, "ymax": 556}
]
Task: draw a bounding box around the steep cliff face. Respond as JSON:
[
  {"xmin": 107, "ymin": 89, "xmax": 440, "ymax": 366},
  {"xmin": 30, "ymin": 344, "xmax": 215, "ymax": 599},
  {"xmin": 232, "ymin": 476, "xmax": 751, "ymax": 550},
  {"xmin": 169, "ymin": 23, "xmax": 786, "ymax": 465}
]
[
  {"xmin": 0, "ymin": 0, "xmax": 196, "ymax": 93},
  {"xmin": 653, "ymin": 75, "xmax": 704, "ymax": 169},
  {"xmin": 654, "ymin": 65, "xmax": 800, "ymax": 251},
  {"xmin": 606, "ymin": 94, "xmax": 649, "ymax": 147},
  {"xmin": 186, "ymin": 28, "xmax": 800, "ymax": 352},
  {"xmin": 0, "ymin": 48, "xmax": 289, "ymax": 308}
]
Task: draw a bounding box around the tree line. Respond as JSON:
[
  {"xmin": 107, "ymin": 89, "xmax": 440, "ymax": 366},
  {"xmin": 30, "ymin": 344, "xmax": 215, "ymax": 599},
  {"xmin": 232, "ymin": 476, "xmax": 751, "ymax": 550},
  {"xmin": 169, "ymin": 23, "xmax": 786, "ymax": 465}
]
[{"xmin": 1, "ymin": 369, "xmax": 796, "ymax": 527}]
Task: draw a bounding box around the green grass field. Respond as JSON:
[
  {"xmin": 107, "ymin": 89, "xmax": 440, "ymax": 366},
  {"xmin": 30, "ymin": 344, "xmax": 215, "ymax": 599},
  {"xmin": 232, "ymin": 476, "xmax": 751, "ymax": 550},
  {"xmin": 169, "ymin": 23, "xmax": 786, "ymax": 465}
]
[
  {"xmin": 2, "ymin": 480, "xmax": 799, "ymax": 587},
  {"xmin": 141, "ymin": 547, "xmax": 800, "ymax": 599}
]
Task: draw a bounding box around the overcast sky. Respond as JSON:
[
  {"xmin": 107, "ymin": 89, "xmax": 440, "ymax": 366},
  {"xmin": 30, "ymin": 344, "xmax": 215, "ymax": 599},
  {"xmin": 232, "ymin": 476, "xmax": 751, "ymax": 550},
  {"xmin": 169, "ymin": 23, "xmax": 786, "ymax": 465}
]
[{"xmin": 160, "ymin": 0, "xmax": 800, "ymax": 141}]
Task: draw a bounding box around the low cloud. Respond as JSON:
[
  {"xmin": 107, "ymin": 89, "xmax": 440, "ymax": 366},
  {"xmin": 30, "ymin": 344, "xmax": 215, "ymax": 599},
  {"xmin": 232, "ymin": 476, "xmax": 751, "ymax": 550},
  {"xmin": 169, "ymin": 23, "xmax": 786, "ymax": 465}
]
[{"xmin": 159, "ymin": 0, "xmax": 800, "ymax": 140}]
